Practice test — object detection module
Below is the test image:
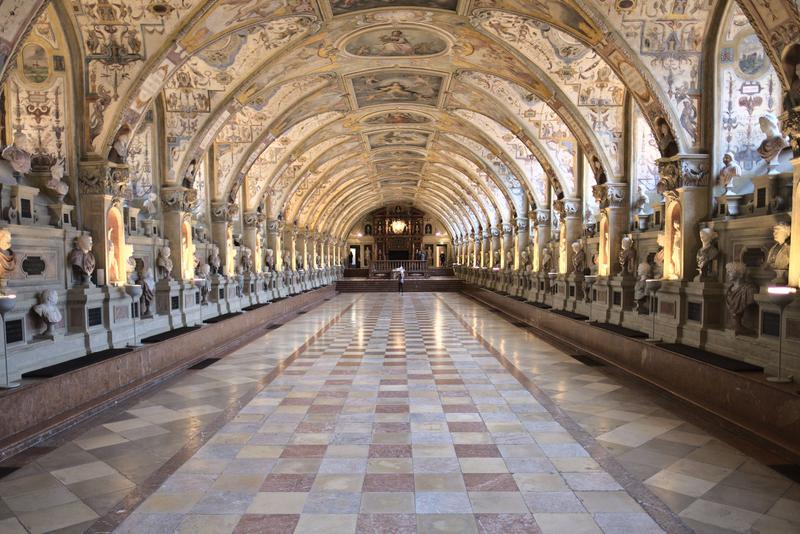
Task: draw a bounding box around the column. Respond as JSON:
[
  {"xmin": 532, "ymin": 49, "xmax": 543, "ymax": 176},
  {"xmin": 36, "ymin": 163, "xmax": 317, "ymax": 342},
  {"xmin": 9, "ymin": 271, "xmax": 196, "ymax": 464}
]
[
  {"xmin": 211, "ymin": 202, "xmax": 236, "ymax": 277},
  {"xmin": 501, "ymin": 222, "xmax": 513, "ymax": 269},
  {"xmin": 482, "ymin": 230, "xmax": 491, "ymax": 268},
  {"xmin": 656, "ymin": 155, "xmax": 711, "ymax": 280},
  {"xmin": 514, "ymin": 218, "xmax": 529, "ymax": 270},
  {"xmin": 604, "ymin": 183, "xmax": 629, "ymax": 277},
  {"xmin": 564, "ymin": 198, "xmax": 583, "ymax": 273},
  {"xmin": 242, "ymin": 211, "xmax": 264, "ymax": 269},
  {"xmin": 266, "ymin": 218, "xmax": 283, "ymax": 271},
  {"xmin": 489, "ymin": 226, "xmax": 499, "ymax": 267},
  {"xmin": 535, "ymin": 208, "xmax": 551, "ymax": 272}
]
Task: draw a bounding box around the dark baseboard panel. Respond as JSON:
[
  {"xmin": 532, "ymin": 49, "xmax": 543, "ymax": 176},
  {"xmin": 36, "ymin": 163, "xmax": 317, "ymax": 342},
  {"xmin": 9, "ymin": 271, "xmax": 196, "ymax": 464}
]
[{"xmin": 463, "ymin": 286, "xmax": 800, "ymax": 460}]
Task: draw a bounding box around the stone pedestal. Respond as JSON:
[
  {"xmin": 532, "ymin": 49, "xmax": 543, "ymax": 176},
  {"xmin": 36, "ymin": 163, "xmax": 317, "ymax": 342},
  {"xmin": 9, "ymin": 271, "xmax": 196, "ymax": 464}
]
[
  {"xmin": 179, "ymin": 282, "xmax": 201, "ymax": 326},
  {"xmin": 589, "ymin": 278, "xmax": 612, "ymax": 323},
  {"xmin": 679, "ymin": 281, "xmax": 725, "ymax": 347},
  {"xmin": 652, "ymin": 280, "xmax": 685, "ymax": 343},
  {"xmin": 607, "ymin": 275, "xmax": 636, "ymax": 324},
  {"xmin": 565, "ymin": 273, "xmax": 585, "ymax": 311},
  {"xmin": 48, "ymin": 203, "xmax": 75, "ymax": 229},
  {"xmin": 242, "ymin": 272, "xmax": 258, "ymax": 306},
  {"xmin": 67, "ymin": 286, "xmax": 108, "ymax": 352},
  {"xmin": 156, "ymin": 279, "xmax": 183, "ymax": 329}
]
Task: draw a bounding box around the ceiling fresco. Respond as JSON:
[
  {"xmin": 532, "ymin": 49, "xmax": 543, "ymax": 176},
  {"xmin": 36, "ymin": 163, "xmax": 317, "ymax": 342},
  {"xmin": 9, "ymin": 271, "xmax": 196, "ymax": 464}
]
[{"xmin": 2, "ymin": 0, "xmax": 796, "ymax": 242}]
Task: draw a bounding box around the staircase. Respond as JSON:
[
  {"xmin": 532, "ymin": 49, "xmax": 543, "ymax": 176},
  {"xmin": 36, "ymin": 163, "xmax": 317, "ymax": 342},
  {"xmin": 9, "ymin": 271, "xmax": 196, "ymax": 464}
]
[{"xmin": 336, "ymin": 277, "xmax": 463, "ymax": 292}]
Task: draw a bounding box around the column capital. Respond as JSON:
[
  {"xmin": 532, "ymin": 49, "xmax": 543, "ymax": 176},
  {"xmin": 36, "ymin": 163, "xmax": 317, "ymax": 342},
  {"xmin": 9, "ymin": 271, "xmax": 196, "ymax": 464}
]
[
  {"xmin": 243, "ymin": 210, "xmax": 265, "ymax": 227},
  {"xmin": 535, "ymin": 208, "xmax": 551, "ymax": 226},
  {"xmin": 501, "ymin": 222, "xmax": 513, "ymax": 236},
  {"xmin": 656, "ymin": 154, "xmax": 710, "ymax": 198},
  {"xmin": 211, "ymin": 201, "xmax": 237, "ymax": 223},
  {"xmin": 490, "ymin": 226, "xmax": 501, "ymax": 238},
  {"xmin": 515, "ymin": 217, "xmax": 529, "ymax": 233},
  {"xmin": 161, "ymin": 186, "xmax": 198, "ymax": 213},
  {"xmin": 606, "ymin": 183, "xmax": 629, "ymax": 209},
  {"xmin": 266, "ymin": 218, "xmax": 284, "ymax": 235},
  {"xmin": 78, "ymin": 159, "xmax": 130, "ymax": 198},
  {"xmin": 563, "ymin": 198, "xmax": 581, "ymax": 218}
]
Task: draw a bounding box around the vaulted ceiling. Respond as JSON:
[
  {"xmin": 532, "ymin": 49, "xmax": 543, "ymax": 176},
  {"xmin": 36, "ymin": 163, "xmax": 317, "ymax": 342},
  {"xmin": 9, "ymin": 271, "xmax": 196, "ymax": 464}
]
[{"xmin": 2, "ymin": 0, "xmax": 796, "ymax": 240}]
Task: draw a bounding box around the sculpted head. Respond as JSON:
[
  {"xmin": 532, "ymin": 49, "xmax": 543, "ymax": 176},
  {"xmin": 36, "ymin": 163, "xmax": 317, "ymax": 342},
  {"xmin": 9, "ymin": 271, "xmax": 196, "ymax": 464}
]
[
  {"xmin": 41, "ymin": 288, "xmax": 58, "ymax": 306},
  {"xmin": 621, "ymin": 236, "xmax": 632, "ymax": 250},
  {"xmin": 759, "ymin": 113, "xmax": 781, "ymax": 137},
  {"xmin": 773, "ymin": 222, "xmax": 791, "ymax": 244},
  {"xmin": 161, "ymin": 245, "xmax": 171, "ymax": 258},
  {"xmin": 699, "ymin": 227, "xmax": 717, "ymax": 246},
  {"xmin": 571, "ymin": 241, "xmax": 582, "ymax": 254},
  {"xmin": 637, "ymin": 261, "xmax": 651, "ymax": 278},
  {"xmin": 77, "ymin": 234, "xmax": 93, "ymax": 253},
  {"xmin": 726, "ymin": 261, "xmax": 746, "ymax": 282},
  {"xmin": 0, "ymin": 229, "xmax": 11, "ymax": 251}
]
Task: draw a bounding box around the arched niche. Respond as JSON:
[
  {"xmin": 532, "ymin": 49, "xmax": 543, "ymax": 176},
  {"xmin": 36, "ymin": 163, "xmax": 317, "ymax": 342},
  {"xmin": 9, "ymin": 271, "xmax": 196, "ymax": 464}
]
[
  {"xmin": 106, "ymin": 206, "xmax": 129, "ymax": 286},
  {"xmin": 598, "ymin": 213, "xmax": 610, "ymax": 277},
  {"xmin": 665, "ymin": 202, "xmax": 683, "ymax": 280},
  {"xmin": 558, "ymin": 223, "xmax": 568, "ymax": 274},
  {"xmin": 532, "ymin": 226, "xmax": 540, "ymax": 272},
  {"xmin": 225, "ymin": 224, "xmax": 236, "ymax": 277},
  {"xmin": 180, "ymin": 219, "xmax": 195, "ymax": 281}
]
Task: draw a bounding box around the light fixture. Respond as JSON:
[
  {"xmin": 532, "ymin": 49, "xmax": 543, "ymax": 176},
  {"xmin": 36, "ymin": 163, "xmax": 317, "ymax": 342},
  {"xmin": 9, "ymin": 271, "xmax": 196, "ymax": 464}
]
[
  {"xmin": 765, "ymin": 286, "xmax": 797, "ymax": 383},
  {"xmin": 390, "ymin": 219, "xmax": 407, "ymax": 234}
]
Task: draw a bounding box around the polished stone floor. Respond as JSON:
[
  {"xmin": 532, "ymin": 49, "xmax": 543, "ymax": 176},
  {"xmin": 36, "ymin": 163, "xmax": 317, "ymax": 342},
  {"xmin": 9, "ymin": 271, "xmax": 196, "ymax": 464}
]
[{"xmin": 0, "ymin": 293, "xmax": 797, "ymax": 533}]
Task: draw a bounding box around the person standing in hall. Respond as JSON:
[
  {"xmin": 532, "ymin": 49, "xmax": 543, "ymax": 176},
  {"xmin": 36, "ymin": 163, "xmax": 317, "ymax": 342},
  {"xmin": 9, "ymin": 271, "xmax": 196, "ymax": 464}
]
[{"xmin": 393, "ymin": 265, "xmax": 405, "ymax": 293}]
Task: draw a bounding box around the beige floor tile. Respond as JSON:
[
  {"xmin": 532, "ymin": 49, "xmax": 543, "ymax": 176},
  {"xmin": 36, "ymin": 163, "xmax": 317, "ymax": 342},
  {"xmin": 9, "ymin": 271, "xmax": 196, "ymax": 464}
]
[
  {"xmin": 768, "ymin": 497, "xmax": 800, "ymax": 523},
  {"xmin": 679, "ymin": 499, "xmax": 761, "ymax": 532},
  {"xmin": 458, "ymin": 458, "xmax": 508, "ymax": 473},
  {"xmin": 2, "ymin": 485, "xmax": 78, "ymax": 513},
  {"xmin": 575, "ymin": 491, "xmax": 643, "ymax": 513},
  {"xmin": 0, "ymin": 517, "xmax": 27, "ymax": 534},
  {"xmin": 367, "ymin": 458, "xmax": 413, "ymax": 473},
  {"xmin": 138, "ymin": 491, "xmax": 204, "ymax": 513},
  {"xmin": 533, "ymin": 513, "xmax": 602, "ymax": 534},
  {"xmin": 73, "ymin": 433, "xmax": 130, "ymax": 451},
  {"xmin": 102, "ymin": 418, "xmax": 151, "ymax": 433},
  {"xmin": 176, "ymin": 514, "xmax": 240, "ymax": 534},
  {"xmin": 550, "ymin": 458, "xmax": 602, "ymax": 473},
  {"xmin": 312, "ymin": 474, "xmax": 364, "ymax": 492},
  {"xmin": 236, "ymin": 445, "xmax": 284, "ymax": 459},
  {"xmin": 294, "ymin": 513, "xmax": 357, "ymax": 534},
  {"xmin": 664, "ymin": 458, "xmax": 733, "ymax": 483},
  {"xmin": 645, "ymin": 469, "xmax": 717, "ymax": 498},
  {"xmin": 416, "ymin": 514, "xmax": 478, "ymax": 534},
  {"xmin": 17, "ymin": 500, "xmax": 99, "ymax": 534},
  {"xmin": 360, "ymin": 492, "xmax": 415, "ymax": 513},
  {"xmin": 415, "ymin": 474, "xmax": 466, "ymax": 492},
  {"xmin": 247, "ymin": 492, "xmax": 307, "ymax": 514},
  {"xmin": 513, "ymin": 473, "xmax": 568, "ymax": 492},
  {"xmin": 211, "ymin": 473, "xmax": 267, "ymax": 492},
  {"xmin": 468, "ymin": 491, "xmax": 528, "ymax": 513},
  {"xmin": 50, "ymin": 461, "xmax": 118, "ymax": 485}
]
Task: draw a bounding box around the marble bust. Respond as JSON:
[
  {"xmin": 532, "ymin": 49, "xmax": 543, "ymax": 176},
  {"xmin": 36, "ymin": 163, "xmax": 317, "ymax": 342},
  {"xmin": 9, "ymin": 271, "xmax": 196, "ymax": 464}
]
[
  {"xmin": 264, "ymin": 248, "xmax": 274, "ymax": 271},
  {"xmin": 571, "ymin": 241, "xmax": 586, "ymax": 275},
  {"xmin": 696, "ymin": 228, "xmax": 719, "ymax": 280},
  {"xmin": 505, "ymin": 250, "xmax": 513, "ymax": 271},
  {"xmin": 69, "ymin": 234, "xmax": 96, "ymax": 287},
  {"xmin": 634, "ymin": 261, "xmax": 652, "ymax": 311},
  {"xmin": 47, "ymin": 159, "xmax": 69, "ymax": 201},
  {"xmin": 725, "ymin": 261, "xmax": 757, "ymax": 334},
  {"xmin": 718, "ymin": 152, "xmax": 742, "ymax": 189},
  {"xmin": 33, "ymin": 288, "xmax": 62, "ymax": 337},
  {"xmin": 765, "ymin": 222, "xmax": 791, "ymax": 284},
  {"xmin": 241, "ymin": 247, "xmax": 253, "ymax": 273},
  {"xmin": 1, "ymin": 133, "xmax": 32, "ymax": 176},
  {"xmin": 618, "ymin": 236, "xmax": 637, "ymax": 276},
  {"xmin": 756, "ymin": 113, "xmax": 789, "ymax": 165},
  {"xmin": 138, "ymin": 267, "xmax": 155, "ymax": 317},
  {"xmin": 540, "ymin": 246, "xmax": 552, "ymax": 273},
  {"xmin": 0, "ymin": 229, "xmax": 16, "ymax": 295},
  {"xmin": 157, "ymin": 246, "xmax": 173, "ymax": 281},
  {"xmin": 208, "ymin": 245, "xmax": 221, "ymax": 275}
]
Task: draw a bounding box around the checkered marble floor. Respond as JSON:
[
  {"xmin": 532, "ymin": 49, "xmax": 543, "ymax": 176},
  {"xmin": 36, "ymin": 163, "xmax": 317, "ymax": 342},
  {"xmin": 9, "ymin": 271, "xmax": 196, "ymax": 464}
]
[
  {"xmin": 0, "ymin": 293, "xmax": 797, "ymax": 533},
  {"xmin": 117, "ymin": 294, "xmax": 670, "ymax": 534}
]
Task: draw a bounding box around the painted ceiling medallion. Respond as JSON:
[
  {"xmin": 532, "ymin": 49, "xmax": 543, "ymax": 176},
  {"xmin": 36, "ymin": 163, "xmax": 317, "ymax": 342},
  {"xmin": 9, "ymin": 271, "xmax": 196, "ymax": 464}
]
[
  {"xmin": 329, "ymin": 0, "xmax": 457, "ymax": 16},
  {"xmin": 351, "ymin": 72, "xmax": 443, "ymax": 107},
  {"xmin": 363, "ymin": 111, "xmax": 432, "ymax": 124},
  {"xmin": 368, "ymin": 130, "xmax": 430, "ymax": 148},
  {"xmin": 344, "ymin": 27, "xmax": 448, "ymax": 57}
]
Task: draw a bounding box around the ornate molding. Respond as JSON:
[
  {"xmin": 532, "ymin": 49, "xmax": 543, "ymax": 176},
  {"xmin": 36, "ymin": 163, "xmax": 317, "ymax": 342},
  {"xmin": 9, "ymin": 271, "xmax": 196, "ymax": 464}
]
[
  {"xmin": 161, "ymin": 187, "xmax": 198, "ymax": 213},
  {"xmin": 515, "ymin": 218, "xmax": 529, "ymax": 232},
  {"xmin": 606, "ymin": 183, "xmax": 628, "ymax": 208},
  {"xmin": 501, "ymin": 223, "xmax": 513, "ymax": 236},
  {"xmin": 781, "ymin": 108, "xmax": 800, "ymax": 159},
  {"xmin": 243, "ymin": 210, "xmax": 265, "ymax": 228},
  {"xmin": 211, "ymin": 202, "xmax": 237, "ymax": 223},
  {"xmin": 79, "ymin": 161, "xmax": 130, "ymax": 197},
  {"xmin": 535, "ymin": 209, "xmax": 551, "ymax": 226},
  {"xmin": 490, "ymin": 226, "xmax": 500, "ymax": 238},
  {"xmin": 564, "ymin": 199, "xmax": 581, "ymax": 218},
  {"xmin": 656, "ymin": 155, "xmax": 710, "ymax": 197}
]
